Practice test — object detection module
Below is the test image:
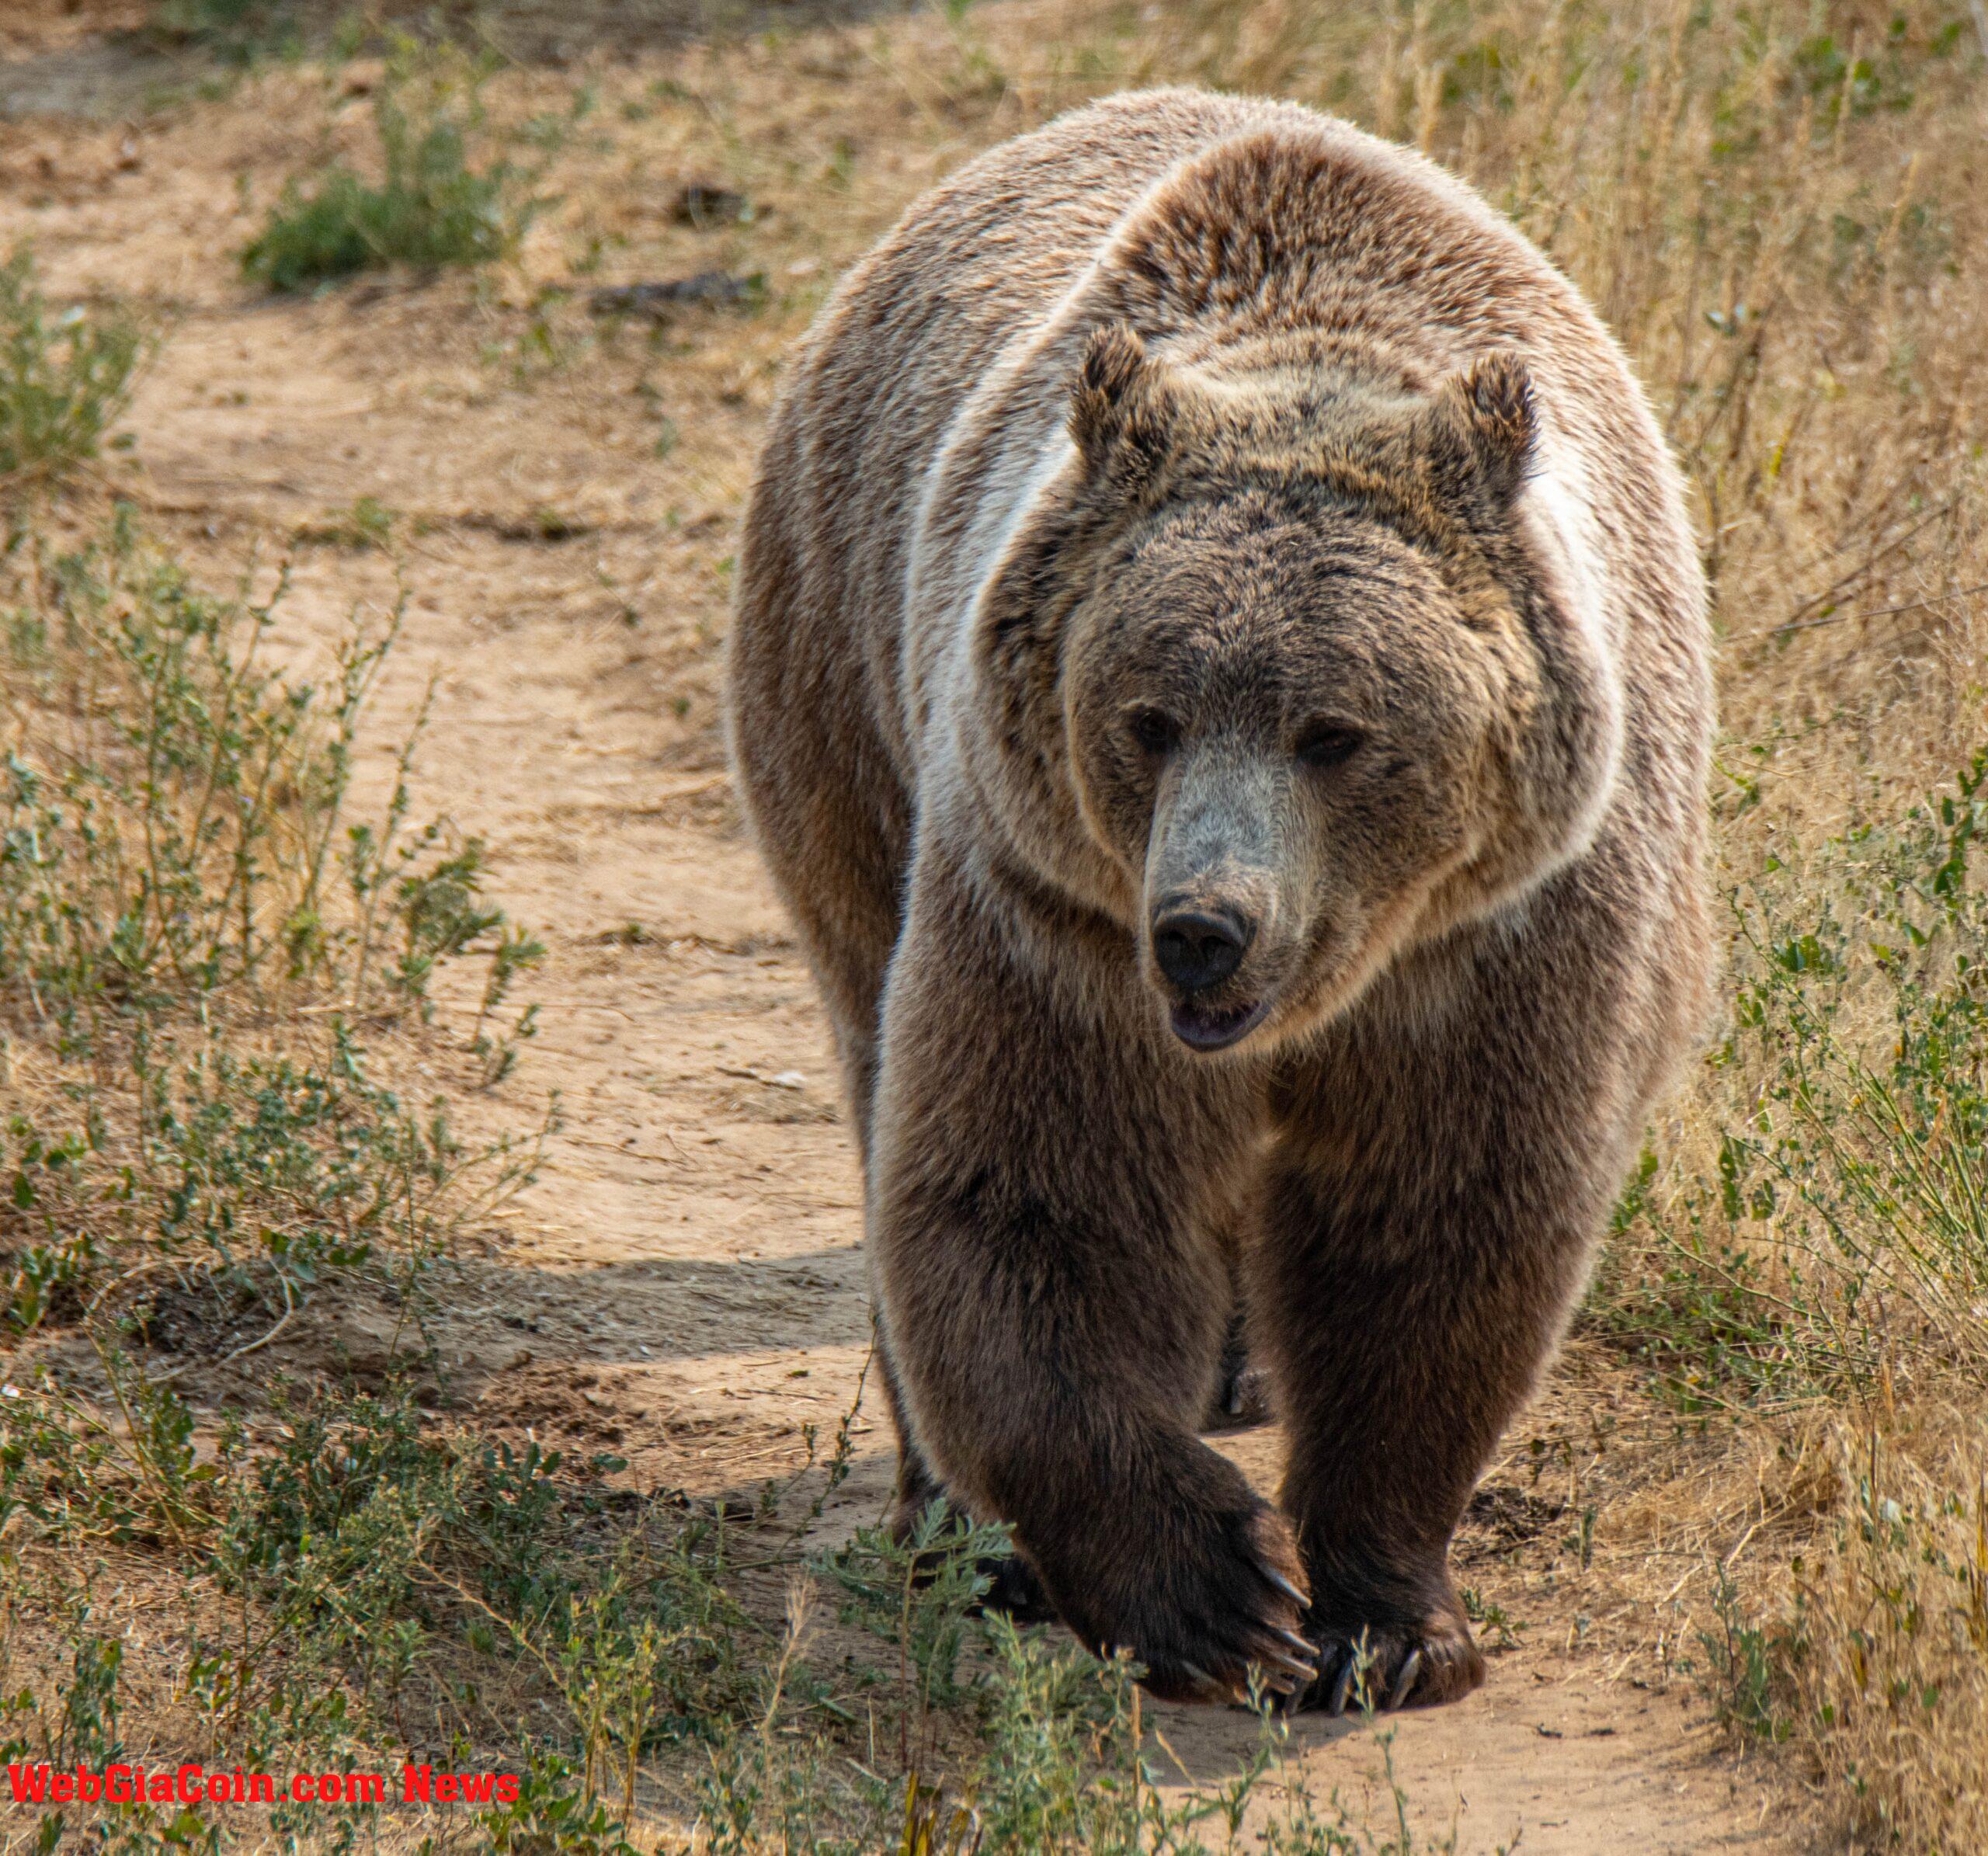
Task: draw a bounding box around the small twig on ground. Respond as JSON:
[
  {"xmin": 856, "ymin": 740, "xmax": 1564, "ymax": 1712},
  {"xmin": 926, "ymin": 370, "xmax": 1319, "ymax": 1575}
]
[{"xmin": 219, "ymin": 1271, "xmax": 297, "ymax": 1366}]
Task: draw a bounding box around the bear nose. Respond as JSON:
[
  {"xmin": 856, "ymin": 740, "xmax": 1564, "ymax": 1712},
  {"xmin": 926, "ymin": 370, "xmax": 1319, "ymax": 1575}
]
[{"xmin": 1152, "ymin": 905, "xmax": 1253, "ymax": 992}]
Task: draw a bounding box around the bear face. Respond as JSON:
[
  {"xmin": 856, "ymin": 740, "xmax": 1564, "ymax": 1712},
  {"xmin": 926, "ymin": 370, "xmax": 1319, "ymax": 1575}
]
[
  {"xmin": 1062, "ymin": 491, "xmax": 1521, "ymax": 1053},
  {"xmin": 974, "ymin": 321, "xmax": 1615, "ymax": 1059}
]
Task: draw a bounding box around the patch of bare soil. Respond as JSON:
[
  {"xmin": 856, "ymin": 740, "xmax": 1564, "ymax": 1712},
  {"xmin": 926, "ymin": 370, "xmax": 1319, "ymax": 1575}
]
[{"xmin": 0, "ymin": 0, "xmax": 916, "ymax": 123}]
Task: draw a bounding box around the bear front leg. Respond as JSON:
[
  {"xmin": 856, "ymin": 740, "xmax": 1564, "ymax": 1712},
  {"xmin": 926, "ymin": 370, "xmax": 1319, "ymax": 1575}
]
[
  {"xmin": 867, "ymin": 842, "xmax": 1314, "ymax": 1703},
  {"xmin": 874, "ymin": 1321, "xmax": 1055, "ymax": 1621},
  {"xmin": 1260, "ymin": 1097, "xmax": 1605, "ymax": 1714}
]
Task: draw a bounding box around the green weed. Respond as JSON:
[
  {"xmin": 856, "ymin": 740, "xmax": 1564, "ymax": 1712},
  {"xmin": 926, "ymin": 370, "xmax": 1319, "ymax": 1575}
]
[
  {"xmin": 0, "ymin": 248, "xmax": 148, "ymax": 496},
  {"xmin": 1591, "ymin": 752, "xmax": 1988, "ymax": 1411},
  {"xmin": 1719, "ymin": 752, "xmax": 1988, "ymax": 1368},
  {"xmin": 1695, "ymin": 1564, "xmax": 1801, "ymax": 1743},
  {"xmin": 1, "ymin": 511, "xmax": 547, "ymax": 1346},
  {"xmin": 242, "ymin": 43, "xmax": 551, "ymax": 291},
  {"xmin": 148, "ymin": 0, "xmax": 291, "ymax": 54}
]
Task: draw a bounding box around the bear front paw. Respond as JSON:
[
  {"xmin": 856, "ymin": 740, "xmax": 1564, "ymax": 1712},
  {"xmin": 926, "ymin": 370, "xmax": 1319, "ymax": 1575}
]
[
  {"xmin": 1065, "ymin": 1495, "xmax": 1318, "ymax": 1705},
  {"xmin": 1298, "ymin": 1606, "xmax": 1486, "ymax": 1714}
]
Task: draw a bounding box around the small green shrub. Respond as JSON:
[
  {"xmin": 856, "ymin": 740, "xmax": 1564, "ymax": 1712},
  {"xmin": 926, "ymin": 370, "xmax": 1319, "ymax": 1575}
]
[
  {"xmin": 1, "ymin": 510, "xmax": 545, "ymax": 1343},
  {"xmin": 1723, "ymin": 752, "xmax": 1988, "ymax": 1360},
  {"xmin": 822, "ymin": 1501, "xmax": 1012, "ymax": 1722},
  {"xmin": 0, "ymin": 1371, "xmax": 727, "ymax": 1844},
  {"xmin": 1592, "ymin": 751, "xmax": 1988, "ymax": 1409},
  {"xmin": 149, "ymin": 0, "xmax": 381, "ymax": 65},
  {"xmin": 242, "ymin": 47, "xmax": 545, "ymax": 290},
  {"xmin": 1696, "ymin": 1565, "xmax": 1802, "ymax": 1743},
  {"xmin": 0, "ymin": 248, "xmax": 147, "ymax": 495}
]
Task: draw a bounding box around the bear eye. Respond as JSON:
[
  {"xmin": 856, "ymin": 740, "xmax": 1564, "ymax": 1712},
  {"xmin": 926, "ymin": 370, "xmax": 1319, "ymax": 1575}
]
[
  {"xmin": 1127, "ymin": 706, "xmax": 1180, "ymax": 758},
  {"xmin": 1295, "ymin": 721, "xmax": 1366, "ymax": 770}
]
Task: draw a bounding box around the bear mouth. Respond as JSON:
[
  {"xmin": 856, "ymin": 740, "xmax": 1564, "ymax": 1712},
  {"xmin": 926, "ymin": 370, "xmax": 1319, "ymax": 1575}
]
[{"xmin": 1168, "ymin": 997, "xmax": 1269, "ymax": 1052}]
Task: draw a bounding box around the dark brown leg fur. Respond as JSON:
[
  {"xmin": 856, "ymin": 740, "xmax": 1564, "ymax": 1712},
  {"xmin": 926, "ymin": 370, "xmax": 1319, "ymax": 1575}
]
[
  {"xmin": 1258, "ymin": 949, "xmax": 1632, "ymax": 1713},
  {"xmin": 867, "ymin": 837, "xmax": 1315, "ymax": 1702},
  {"xmin": 878, "ymin": 1328, "xmax": 1055, "ymax": 1621},
  {"xmin": 741, "ymin": 736, "xmax": 1065, "ymax": 1624},
  {"xmin": 1260, "ymin": 1155, "xmax": 1500, "ymax": 1711}
]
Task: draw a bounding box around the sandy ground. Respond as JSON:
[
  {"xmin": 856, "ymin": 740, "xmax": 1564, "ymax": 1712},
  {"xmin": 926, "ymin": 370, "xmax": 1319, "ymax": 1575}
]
[{"xmin": 2, "ymin": 11, "xmax": 1803, "ymax": 1848}]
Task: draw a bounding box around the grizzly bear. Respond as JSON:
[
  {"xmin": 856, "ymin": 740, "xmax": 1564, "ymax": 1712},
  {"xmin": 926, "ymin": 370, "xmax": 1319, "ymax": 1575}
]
[{"xmin": 728, "ymin": 89, "xmax": 1712, "ymax": 1712}]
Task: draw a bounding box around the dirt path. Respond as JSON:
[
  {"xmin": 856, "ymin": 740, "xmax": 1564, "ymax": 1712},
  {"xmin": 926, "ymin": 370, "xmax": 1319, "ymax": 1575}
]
[{"xmin": 5, "ymin": 20, "xmax": 1798, "ymax": 1849}]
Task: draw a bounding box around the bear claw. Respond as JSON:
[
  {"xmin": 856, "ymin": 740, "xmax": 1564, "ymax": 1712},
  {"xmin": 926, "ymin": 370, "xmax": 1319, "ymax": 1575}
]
[
  {"xmin": 1257, "ymin": 1645, "xmax": 1318, "ymax": 1686},
  {"xmin": 1204, "ymin": 1361, "xmax": 1274, "ymax": 1431},
  {"xmin": 1114, "ymin": 1496, "xmax": 1317, "ymax": 1704},
  {"xmin": 1266, "ymin": 1569, "xmax": 1309, "ymax": 1608},
  {"xmin": 1388, "ymin": 1648, "xmax": 1423, "ymax": 1711},
  {"xmin": 1326, "ymin": 1653, "xmax": 1357, "ymax": 1715},
  {"xmin": 1299, "ymin": 1617, "xmax": 1483, "ymax": 1715}
]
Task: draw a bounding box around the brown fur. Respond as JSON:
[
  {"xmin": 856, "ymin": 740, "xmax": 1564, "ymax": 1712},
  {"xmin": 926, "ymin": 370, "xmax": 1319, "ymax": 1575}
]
[{"xmin": 728, "ymin": 89, "xmax": 1712, "ymax": 1710}]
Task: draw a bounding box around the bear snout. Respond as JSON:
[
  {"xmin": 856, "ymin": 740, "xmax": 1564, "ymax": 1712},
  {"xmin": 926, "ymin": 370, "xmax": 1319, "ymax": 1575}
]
[{"xmin": 1152, "ymin": 902, "xmax": 1255, "ymax": 993}]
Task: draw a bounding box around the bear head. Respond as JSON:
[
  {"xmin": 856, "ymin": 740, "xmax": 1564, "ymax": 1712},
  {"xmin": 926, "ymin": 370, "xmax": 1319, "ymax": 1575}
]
[{"xmin": 973, "ymin": 322, "xmax": 1625, "ymax": 1057}]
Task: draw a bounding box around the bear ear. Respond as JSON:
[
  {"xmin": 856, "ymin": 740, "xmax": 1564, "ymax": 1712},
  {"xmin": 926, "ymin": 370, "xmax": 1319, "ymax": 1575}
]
[
  {"xmin": 1068, "ymin": 322, "xmax": 1179, "ymax": 492},
  {"xmin": 1424, "ymin": 353, "xmax": 1538, "ymax": 509}
]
